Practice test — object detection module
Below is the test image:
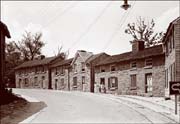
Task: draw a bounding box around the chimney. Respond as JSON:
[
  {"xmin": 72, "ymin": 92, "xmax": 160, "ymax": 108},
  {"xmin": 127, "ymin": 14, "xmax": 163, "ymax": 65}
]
[
  {"xmin": 38, "ymin": 55, "xmax": 45, "ymax": 60},
  {"xmin": 132, "ymin": 40, "xmax": 145, "ymax": 53}
]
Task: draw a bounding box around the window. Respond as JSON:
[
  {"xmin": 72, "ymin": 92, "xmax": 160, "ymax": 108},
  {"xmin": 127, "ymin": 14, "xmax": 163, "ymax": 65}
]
[
  {"xmin": 130, "ymin": 75, "xmax": 136, "ymax": 87},
  {"xmin": 19, "ymin": 70, "xmax": 22, "ymax": 76},
  {"xmin": 35, "ymin": 67, "xmax": 38, "ymax": 74},
  {"xmin": 18, "ymin": 79, "xmax": 22, "ymax": 88},
  {"xmin": 60, "ymin": 78, "xmax": 64, "ymax": 86},
  {"xmin": 34, "ymin": 77, "xmax": 38, "ymax": 86},
  {"xmin": 60, "ymin": 67, "xmax": 65, "ymax": 75},
  {"xmin": 81, "ymin": 62, "xmax": 85, "ymax": 72},
  {"xmin": 100, "ymin": 67, "xmax": 105, "ymax": 72},
  {"xmin": 131, "ymin": 62, "xmax": 137, "ymax": 68},
  {"xmin": 55, "ymin": 67, "xmax": 59, "ymax": 75},
  {"xmin": 82, "ymin": 76, "xmax": 85, "ymax": 84},
  {"xmin": 145, "ymin": 58, "xmax": 153, "ymax": 66},
  {"xmin": 24, "ymin": 78, "xmax": 28, "ymax": 86},
  {"xmin": 108, "ymin": 77, "xmax": 118, "ymax": 90},
  {"xmin": 74, "ymin": 64, "xmax": 77, "ymax": 73},
  {"xmin": 100, "ymin": 78, "xmax": 105, "ymax": 85},
  {"xmin": 110, "ymin": 65, "xmax": 116, "ymax": 72},
  {"xmin": 42, "ymin": 76, "xmax": 45, "ymax": 80},
  {"xmin": 73, "ymin": 77, "xmax": 77, "ymax": 86},
  {"xmin": 145, "ymin": 73, "xmax": 152, "ymax": 93},
  {"xmin": 55, "ymin": 79, "xmax": 58, "ymax": 90},
  {"xmin": 42, "ymin": 66, "xmax": 45, "ymax": 72}
]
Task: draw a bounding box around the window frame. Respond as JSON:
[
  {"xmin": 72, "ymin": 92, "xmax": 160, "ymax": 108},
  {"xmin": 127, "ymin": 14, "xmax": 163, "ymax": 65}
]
[
  {"xmin": 108, "ymin": 77, "xmax": 118, "ymax": 90},
  {"xmin": 130, "ymin": 74, "xmax": 137, "ymax": 88},
  {"xmin": 81, "ymin": 62, "xmax": 85, "ymax": 72},
  {"xmin": 131, "ymin": 61, "xmax": 137, "ymax": 68},
  {"xmin": 145, "ymin": 58, "xmax": 153, "ymax": 67},
  {"xmin": 110, "ymin": 65, "xmax": 116, "ymax": 72}
]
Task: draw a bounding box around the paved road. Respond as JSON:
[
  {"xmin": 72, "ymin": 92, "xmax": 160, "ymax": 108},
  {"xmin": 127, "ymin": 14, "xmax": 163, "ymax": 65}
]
[{"xmin": 13, "ymin": 89, "xmax": 176, "ymax": 123}]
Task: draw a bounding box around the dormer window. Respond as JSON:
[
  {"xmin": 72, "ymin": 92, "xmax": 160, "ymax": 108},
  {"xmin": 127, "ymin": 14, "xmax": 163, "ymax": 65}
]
[
  {"xmin": 131, "ymin": 62, "xmax": 137, "ymax": 68},
  {"xmin": 145, "ymin": 58, "xmax": 153, "ymax": 67},
  {"xmin": 81, "ymin": 62, "xmax": 85, "ymax": 72},
  {"xmin": 110, "ymin": 65, "xmax": 116, "ymax": 72}
]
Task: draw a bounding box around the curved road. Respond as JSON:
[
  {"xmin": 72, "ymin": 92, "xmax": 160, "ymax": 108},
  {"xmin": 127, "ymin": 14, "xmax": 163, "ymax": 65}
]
[{"xmin": 13, "ymin": 89, "xmax": 176, "ymax": 123}]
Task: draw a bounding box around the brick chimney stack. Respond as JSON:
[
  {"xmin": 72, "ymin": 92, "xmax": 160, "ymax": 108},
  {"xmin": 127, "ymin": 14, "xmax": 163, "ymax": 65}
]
[{"xmin": 132, "ymin": 40, "xmax": 145, "ymax": 53}]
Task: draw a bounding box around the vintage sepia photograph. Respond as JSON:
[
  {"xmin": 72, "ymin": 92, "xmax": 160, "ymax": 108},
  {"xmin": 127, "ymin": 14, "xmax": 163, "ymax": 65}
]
[{"xmin": 0, "ymin": 0, "xmax": 180, "ymax": 123}]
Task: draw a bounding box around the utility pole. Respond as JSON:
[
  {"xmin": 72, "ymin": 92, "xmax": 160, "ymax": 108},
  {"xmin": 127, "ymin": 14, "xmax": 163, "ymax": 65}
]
[
  {"xmin": 0, "ymin": 21, "xmax": 11, "ymax": 91},
  {"xmin": 121, "ymin": 0, "xmax": 131, "ymax": 10}
]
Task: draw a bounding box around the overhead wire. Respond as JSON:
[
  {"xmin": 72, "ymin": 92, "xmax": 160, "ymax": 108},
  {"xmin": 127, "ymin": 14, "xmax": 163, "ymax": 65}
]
[
  {"xmin": 67, "ymin": 1, "xmax": 113, "ymax": 52},
  {"xmin": 102, "ymin": 0, "xmax": 136, "ymax": 51},
  {"xmin": 40, "ymin": 2, "xmax": 78, "ymax": 30}
]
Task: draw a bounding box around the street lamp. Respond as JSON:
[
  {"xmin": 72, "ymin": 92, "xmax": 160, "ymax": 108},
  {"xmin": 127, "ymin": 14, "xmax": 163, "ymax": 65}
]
[{"xmin": 121, "ymin": 0, "xmax": 131, "ymax": 10}]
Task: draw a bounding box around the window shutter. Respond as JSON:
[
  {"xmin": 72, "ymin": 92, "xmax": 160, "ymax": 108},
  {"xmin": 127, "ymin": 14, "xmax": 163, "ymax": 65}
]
[
  {"xmin": 115, "ymin": 77, "xmax": 118, "ymax": 88},
  {"xmin": 108, "ymin": 78, "xmax": 110, "ymax": 89}
]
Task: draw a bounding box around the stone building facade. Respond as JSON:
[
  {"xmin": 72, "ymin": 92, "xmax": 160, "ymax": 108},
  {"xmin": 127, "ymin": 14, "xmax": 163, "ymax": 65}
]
[
  {"xmin": 50, "ymin": 58, "xmax": 73, "ymax": 90},
  {"xmin": 15, "ymin": 56, "xmax": 63, "ymax": 89},
  {"xmin": 94, "ymin": 41, "xmax": 165, "ymax": 97},
  {"xmin": 163, "ymin": 17, "xmax": 180, "ymax": 99},
  {"xmin": 69, "ymin": 50, "xmax": 108, "ymax": 92}
]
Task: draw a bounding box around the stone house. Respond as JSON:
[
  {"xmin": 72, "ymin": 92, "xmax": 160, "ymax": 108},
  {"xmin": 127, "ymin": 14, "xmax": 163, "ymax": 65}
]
[
  {"xmin": 94, "ymin": 40, "xmax": 165, "ymax": 97},
  {"xmin": 50, "ymin": 58, "xmax": 73, "ymax": 90},
  {"xmin": 162, "ymin": 17, "xmax": 180, "ymax": 99},
  {"xmin": 15, "ymin": 55, "xmax": 64, "ymax": 89},
  {"xmin": 69, "ymin": 50, "xmax": 109, "ymax": 92}
]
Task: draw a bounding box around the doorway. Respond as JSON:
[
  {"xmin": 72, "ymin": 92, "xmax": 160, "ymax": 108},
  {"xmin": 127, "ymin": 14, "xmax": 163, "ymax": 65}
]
[{"xmin": 145, "ymin": 73, "xmax": 152, "ymax": 93}]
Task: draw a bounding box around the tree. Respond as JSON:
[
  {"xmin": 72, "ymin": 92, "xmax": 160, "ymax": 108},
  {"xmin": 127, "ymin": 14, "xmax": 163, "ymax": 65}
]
[
  {"xmin": 53, "ymin": 45, "xmax": 69, "ymax": 59},
  {"xmin": 14, "ymin": 31, "xmax": 45, "ymax": 61},
  {"xmin": 125, "ymin": 16, "xmax": 164, "ymax": 47},
  {"xmin": 5, "ymin": 42, "xmax": 22, "ymax": 87}
]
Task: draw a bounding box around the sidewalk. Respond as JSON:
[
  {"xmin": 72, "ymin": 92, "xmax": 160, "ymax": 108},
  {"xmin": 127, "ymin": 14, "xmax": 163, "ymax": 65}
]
[{"xmin": 100, "ymin": 93, "xmax": 180, "ymax": 123}]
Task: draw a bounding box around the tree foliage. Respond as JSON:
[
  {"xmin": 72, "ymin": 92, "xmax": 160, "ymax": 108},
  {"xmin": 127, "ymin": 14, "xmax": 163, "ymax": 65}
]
[
  {"xmin": 14, "ymin": 31, "xmax": 45, "ymax": 61},
  {"xmin": 125, "ymin": 17, "xmax": 165, "ymax": 47}
]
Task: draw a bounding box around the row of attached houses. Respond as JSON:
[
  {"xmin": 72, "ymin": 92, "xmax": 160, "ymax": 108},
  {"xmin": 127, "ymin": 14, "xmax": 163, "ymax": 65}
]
[{"xmin": 15, "ymin": 17, "xmax": 180, "ymax": 98}]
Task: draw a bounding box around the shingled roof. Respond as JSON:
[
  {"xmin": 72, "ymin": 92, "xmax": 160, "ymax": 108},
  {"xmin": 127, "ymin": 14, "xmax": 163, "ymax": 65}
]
[
  {"xmin": 15, "ymin": 56, "xmax": 57, "ymax": 70},
  {"xmin": 96, "ymin": 45, "xmax": 164, "ymax": 66},
  {"xmin": 85, "ymin": 52, "xmax": 108, "ymax": 64},
  {"xmin": 0, "ymin": 21, "xmax": 11, "ymax": 38},
  {"xmin": 50, "ymin": 58, "xmax": 73, "ymax": 68}
]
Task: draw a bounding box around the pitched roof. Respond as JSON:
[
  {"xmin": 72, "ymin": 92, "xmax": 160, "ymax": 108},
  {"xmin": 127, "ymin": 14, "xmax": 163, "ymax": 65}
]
[
  {"xmin": 50, "ymin": 58, "xmax": 73, "ymax": 68},
  {"xmin": 96, "ymin": 45, "xmax": 164, "ymax": 66},
  {"xmin": 15, "ymin": 56, "xmax": 57, "ymax": 70},
  {"xmin": 71, "ymin": 50, "xmax": 93, "ymax": 65},
  {"xmin": 85, "ymin": 52, "xmax": 108, "ymax": 64},
  {"xmin": 162, "ymin": 16, "xmax": 180, "ymax": 44},
  {"xmin": 0, "ymin": 21, "xmax": 11, "ymax": 38}
]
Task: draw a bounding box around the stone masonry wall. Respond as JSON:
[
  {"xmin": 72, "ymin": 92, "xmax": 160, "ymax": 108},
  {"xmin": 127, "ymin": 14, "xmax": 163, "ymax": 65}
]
[
  {"xmin": 69, "ymin": 55, "xmax": 91, "ymax": 92},
  {"xmin": 51, "ymin": 68, "xmax": 69, "ymax": 90},
  {"xmin": 95, "ymin": 56, "xmax": 165, "ymax": 97},
  {"xmin": 15, "ymin": 67, "xmax": 49, "ymax": 89}
]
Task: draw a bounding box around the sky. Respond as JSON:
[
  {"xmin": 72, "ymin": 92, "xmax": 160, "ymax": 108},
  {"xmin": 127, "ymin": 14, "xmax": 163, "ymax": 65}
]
[{"xmin": 1, "ymin": 1, "xmax": 179, "ymax": 58}]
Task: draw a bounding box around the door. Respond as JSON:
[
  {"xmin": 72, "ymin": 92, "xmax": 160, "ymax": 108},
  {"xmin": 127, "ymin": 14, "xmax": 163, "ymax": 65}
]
[
  {"xmin": 145, "ymin": 73, "xmax": 152, "ymax": 93},
  {"xmin": 82, "ymin": 76, "xmax": 86, "ymax": 91}
]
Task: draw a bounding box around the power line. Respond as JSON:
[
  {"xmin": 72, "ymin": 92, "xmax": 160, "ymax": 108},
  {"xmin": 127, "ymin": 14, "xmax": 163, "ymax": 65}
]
[
  {"xmin": 67, "ymin": 1, "xmax": 112, "ymax": 52},
  {"xmin": 41, "ymin": 2, "xmax": 78, "ymax": 30},
  {"xmin": 102, "ymin": 0, "xmax": 136, "ymax": 51}
]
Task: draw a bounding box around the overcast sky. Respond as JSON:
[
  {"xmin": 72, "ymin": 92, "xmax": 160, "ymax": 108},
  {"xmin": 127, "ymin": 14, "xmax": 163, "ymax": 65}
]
[{"xmin": 1, "ymin": 1, "xmax": 179, "ymax": 58}]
